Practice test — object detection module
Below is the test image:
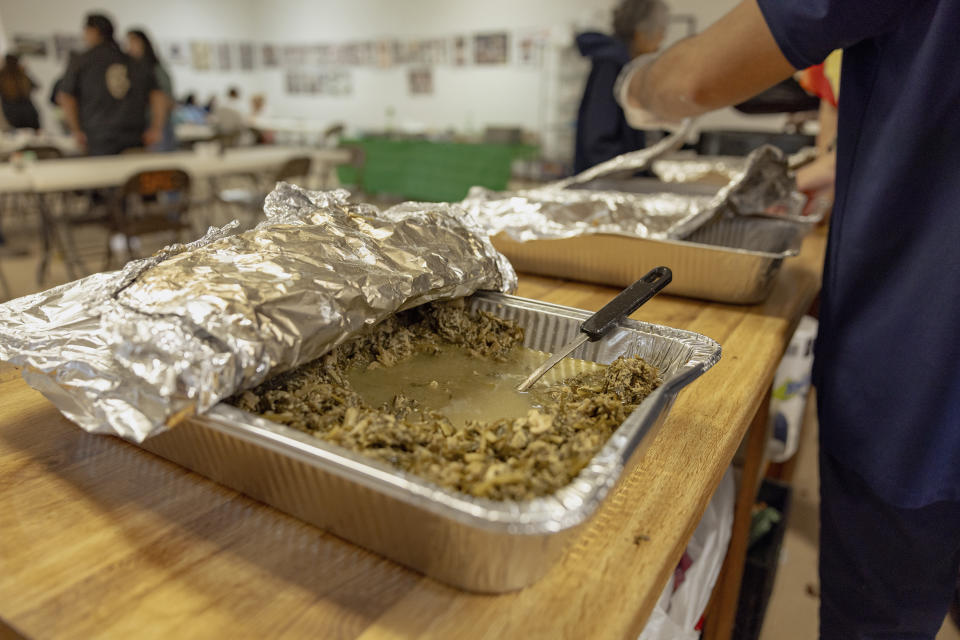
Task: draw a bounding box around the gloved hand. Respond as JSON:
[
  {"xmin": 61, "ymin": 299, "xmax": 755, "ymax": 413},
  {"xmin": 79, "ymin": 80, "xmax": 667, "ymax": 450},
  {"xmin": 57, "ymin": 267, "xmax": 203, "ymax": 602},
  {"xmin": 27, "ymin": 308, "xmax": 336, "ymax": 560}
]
[{"xmin": 614, "ymin": 54, "xmax": 685, "ymax": 131}]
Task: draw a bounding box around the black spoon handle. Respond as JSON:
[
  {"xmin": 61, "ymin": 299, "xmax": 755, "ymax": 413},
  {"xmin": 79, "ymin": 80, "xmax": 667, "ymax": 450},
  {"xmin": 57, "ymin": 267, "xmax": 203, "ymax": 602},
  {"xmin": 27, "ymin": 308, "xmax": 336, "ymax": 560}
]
[{"xmin": 580, "ymin": 267, "xmax": 672, "ymax": 341}]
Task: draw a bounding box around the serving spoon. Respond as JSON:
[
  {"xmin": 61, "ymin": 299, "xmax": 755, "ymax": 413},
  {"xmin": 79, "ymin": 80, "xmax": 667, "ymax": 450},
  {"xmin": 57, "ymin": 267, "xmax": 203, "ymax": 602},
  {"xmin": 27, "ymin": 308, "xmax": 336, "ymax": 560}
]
[{"xmin": 516, "ymin": 266, "xmax": 672, "ymax": 392}]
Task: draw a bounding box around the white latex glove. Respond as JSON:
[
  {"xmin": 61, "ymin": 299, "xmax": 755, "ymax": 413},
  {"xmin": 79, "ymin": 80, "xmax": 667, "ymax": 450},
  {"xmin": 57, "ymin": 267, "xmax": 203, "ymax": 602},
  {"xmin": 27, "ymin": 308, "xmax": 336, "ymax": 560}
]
[{"xmin": 614, "ymin": 54, "xmax": 684, "ymax": 131}]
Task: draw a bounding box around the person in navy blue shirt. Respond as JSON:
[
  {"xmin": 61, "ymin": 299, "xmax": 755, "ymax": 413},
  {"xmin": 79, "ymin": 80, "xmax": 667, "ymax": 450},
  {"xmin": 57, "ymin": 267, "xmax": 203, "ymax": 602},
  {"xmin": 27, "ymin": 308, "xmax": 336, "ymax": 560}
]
[
  {"xmin": 618, "ymin": 0, "xmax": 960, "ymax": 636},
  {"xmin": 572, "ymin": 0, "xmax": 668, "ymax": 173}
]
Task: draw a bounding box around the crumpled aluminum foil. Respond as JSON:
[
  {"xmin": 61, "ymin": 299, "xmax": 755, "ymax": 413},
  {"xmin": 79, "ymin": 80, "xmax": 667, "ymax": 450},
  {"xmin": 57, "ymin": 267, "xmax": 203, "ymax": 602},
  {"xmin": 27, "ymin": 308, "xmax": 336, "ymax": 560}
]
[
  {"xmin": 0, "ymin": 184, "xmax": 516, "ymax": 442},
  {"xmin": 651, "ymin": 155, "xmax": 748, "ymax": 185},
  {"xmin": 550, "ymin": 119, "xmax": 693, "ymax": 189},
  {"xmin": 461, "ymin": 145, "xmax": 807, "ymax": 243}
]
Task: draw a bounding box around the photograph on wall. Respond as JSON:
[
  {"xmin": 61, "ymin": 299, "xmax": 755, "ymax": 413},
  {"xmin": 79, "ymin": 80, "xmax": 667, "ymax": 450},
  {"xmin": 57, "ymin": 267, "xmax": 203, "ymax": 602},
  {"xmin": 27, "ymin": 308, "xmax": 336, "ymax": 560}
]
[
  {"xmin": 452, "ymin": 35, "xmax": 470, "ymax": 66},
  {"xmin": 165, "ymin": 42, "xmax": 189, "ymax": 66},
  {"xmin": 424, "ymin": 39, "xmax": 448, "ymax": 65},
  {"xmin": 359, "ymin": 42, "xmax": 376, "ymax": 66},
  {"xmin": 303, "ymin": 73, "xmax": 320, "ymax": 95},
  {"xmin": 283, "ymin": 45, "xmax": 308, "ymax": 67},
  {"xmin": 376, "ymin": 39, "xmax": 394, "ymax": 68},
  {"xmin": 53, "ymin": 34, "xmax": 83, "ymax": 61},
  {"xmin": 391, "ymin": 41, "xmax": 410, "ymax": 65},
  {"xmin": 190, "ymin": 42, "xmax": 212, "ymax": 71},
  {"xmin": 215, "ymin": 43, "xmax": 233, "ymax": 71},
  {"xmin": 238, "ymin": 43, "xmax": 255, "ymax": 71},
  {"xmin": 665, "ymin": 14, "xmax": 698, "ymax": 47},
  {"xmin": 337, "ymin": 43, "xmax": 363, "ymax": 66},
  {"xmin": 474, "ymin": 33, "xmax": 509, "ymax": 65},
  {"xmin": 261, "ymin": 44, "xmax": 279, "ymax": 68},
  {"xmin": 324, "ymin": 71, "xmax": 353, "ymax": 96},
  {"xmin": 408, "ymin": 67, "xmax": 433, "ymax": 96},
  {"xmin": 314, "ymin": 44, "xmax": 335, "ymax": 66},
  {"xmin": 285, "ymin": 71, "xmax": 301, "ymax": 95},
  {"xmin": 12, "ymin": 35, "xmax": 49, "ymax": 58},
  {"xmin": 414, "ymin": 41, "xmax": 434, "ymax": 65},
  {"xmin": 516, "ymin": 29, "xmax": 548, "ymax": 66}
]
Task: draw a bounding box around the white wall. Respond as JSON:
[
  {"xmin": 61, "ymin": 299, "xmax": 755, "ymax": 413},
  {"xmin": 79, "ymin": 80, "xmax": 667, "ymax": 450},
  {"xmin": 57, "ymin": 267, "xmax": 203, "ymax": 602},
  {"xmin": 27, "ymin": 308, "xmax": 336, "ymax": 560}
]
[
  {"xmin": 250, "ymin": 0, "xmax": 618, "ymax": 135},
  {"xmin": 251, "ymin": 0, "xmax": 783, "ymax": 140},
  {"xmin": 0, "ymin": 0, "xmax": 785, "ymax": 153}
]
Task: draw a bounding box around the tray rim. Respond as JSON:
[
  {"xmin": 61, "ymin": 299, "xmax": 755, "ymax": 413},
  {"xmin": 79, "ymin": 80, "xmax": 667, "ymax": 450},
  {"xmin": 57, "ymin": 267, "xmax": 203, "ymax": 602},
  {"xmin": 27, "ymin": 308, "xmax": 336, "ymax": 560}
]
[
  {"xmin": 493, "ymin": 225, "xmax": 804, "ymax": 260},
  {"xmin": 178, "ymin": 292, "xmax": 721, "ymax": 536}
]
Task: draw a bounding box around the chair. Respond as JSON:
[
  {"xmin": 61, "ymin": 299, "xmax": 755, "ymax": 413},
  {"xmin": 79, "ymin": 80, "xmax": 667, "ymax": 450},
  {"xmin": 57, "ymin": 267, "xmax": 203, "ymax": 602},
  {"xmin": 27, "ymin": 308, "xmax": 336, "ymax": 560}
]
[
  {"xmin": 322, "ymin": 123, "xmax": 345, "ymax": 148},
  {"xmin": 215, "ymin": 155, "xmax": 312, "ymax": 227},
  {"xmin": 108, "ymin": 169, "xmax": 193, "ymax": 267},
  {"xmin": 53, "ymin": 169, "xmax": 193, "ymax": 275},
  {"xmin": 213, "ymin": 130, "xmax": 242, "ymax": 150},
  {"xmin": 1, "ymin": 147, "xmax": 64, "ymax": 232},
  {"xmin": 331, "ymin": 144, "xmax": 367, "ymax": 196}
]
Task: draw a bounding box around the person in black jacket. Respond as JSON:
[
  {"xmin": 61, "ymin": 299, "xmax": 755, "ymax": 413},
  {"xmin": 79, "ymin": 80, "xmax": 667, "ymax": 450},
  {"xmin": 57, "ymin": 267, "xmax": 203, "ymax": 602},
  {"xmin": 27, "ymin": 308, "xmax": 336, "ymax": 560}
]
[
  {"xmin": 573, "ymin": 0, "xmax": 669, "ymax": 173},
  {"xmin": 0, "ymin": 54, "xmax": 41, "ymax": 130},
  {"xmin": 57, "ymin": 13, "xmax": 166, "ymax": 156}
]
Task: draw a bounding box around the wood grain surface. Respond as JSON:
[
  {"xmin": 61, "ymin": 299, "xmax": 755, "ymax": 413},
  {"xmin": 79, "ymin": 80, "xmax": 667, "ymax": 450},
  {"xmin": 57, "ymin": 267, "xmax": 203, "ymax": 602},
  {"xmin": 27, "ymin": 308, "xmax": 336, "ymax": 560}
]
[{"xmin": 0, "ymin": 229, "xmax": 825, "ymax": 640}]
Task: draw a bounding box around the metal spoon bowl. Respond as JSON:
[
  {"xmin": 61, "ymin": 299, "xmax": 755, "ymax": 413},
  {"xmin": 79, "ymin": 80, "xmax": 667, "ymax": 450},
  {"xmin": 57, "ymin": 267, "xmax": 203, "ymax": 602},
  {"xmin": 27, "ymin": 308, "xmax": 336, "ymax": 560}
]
[{"xmin": 516, "ymin": 266, "xmax": 672, "ymax": 392}]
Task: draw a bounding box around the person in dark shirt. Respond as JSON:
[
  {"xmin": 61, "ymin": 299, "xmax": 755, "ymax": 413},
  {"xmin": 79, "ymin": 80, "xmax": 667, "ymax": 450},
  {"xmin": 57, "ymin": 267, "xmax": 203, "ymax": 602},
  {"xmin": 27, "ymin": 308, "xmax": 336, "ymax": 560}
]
[
  {"xmin": 0, "ymin": 54, "xmax": 41, "ymax": 130},
  {"xmin": 126, "ymin": 28, "xmax": 176, "ymax": 151},
  {"xmin": 58, "ymin": 13, "xmax": 167, "ymax": 156},
  {"xmin": 573, "ymin": 0, "xmax": 668, "ymax": 173},
  {"xmin": 618, "ymin": 0, "xmax": 960, "ymax": 636}
]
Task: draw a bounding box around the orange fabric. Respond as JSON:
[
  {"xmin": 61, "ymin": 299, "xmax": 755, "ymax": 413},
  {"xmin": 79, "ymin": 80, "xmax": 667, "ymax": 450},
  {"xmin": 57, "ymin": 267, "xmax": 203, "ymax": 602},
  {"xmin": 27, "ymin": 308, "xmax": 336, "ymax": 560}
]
[{"xmin": 798, "ymin": 63, "xmax": 838, "ymax": 106}]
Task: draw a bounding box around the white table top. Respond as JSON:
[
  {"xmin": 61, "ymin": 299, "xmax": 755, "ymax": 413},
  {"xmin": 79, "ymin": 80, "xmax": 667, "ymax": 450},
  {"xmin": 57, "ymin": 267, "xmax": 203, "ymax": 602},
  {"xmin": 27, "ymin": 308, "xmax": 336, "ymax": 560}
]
[
  {"xmin": 0, "ymin": 166, "xmax": 34, "ymax": 193},
  {"xmin": 174, "ymin": 123, "xmax": 216, "ymax": 142},
  {"xmin": 0, "ymin": 131, "xmax": 80, "ymax": 156},
  {"xmin": 254, "ymin": 118, "xmax": 331, "ymax": 133},
  {"xmin": 17, "ymin": 146, "xmax": 352, "ymax": 193}
]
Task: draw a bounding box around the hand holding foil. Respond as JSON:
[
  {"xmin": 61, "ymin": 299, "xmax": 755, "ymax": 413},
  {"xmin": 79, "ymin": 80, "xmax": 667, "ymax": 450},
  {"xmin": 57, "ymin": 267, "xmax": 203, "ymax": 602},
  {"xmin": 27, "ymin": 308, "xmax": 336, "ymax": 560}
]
[{"xmin": 0, "ymin": 184, "xmax": 516, "ymax": 441}]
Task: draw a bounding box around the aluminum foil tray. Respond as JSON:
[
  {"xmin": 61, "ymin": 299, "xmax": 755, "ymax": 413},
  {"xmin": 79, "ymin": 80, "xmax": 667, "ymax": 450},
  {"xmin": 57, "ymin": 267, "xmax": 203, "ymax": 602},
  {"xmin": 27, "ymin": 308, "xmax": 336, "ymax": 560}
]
[
  {"xmin": 493, "ymin": 216, "xmax": 807, "ymax": 305},
  {"xmin": 576, "ymin": 177, "xmax": 722, "ymax": 198},
  {"xmin": 139, "ymin": 292, "xmax": 720, "ymax": 593}
]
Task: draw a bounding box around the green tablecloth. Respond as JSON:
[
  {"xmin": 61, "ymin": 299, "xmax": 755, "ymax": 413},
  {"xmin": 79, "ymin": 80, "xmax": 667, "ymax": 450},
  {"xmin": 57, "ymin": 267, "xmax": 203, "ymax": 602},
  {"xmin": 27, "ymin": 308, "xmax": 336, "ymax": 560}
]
[{"xmin": 337, "ymin": 138, "xmax": 537, "ymax": 202}]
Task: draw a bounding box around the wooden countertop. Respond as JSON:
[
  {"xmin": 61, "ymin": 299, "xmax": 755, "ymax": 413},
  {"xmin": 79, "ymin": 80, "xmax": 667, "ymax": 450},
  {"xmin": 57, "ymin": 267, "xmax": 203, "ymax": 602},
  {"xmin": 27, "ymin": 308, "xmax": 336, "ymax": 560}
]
[{"xmin": 0, "ymin": 228, "xmax": 826, "ymax": 639}]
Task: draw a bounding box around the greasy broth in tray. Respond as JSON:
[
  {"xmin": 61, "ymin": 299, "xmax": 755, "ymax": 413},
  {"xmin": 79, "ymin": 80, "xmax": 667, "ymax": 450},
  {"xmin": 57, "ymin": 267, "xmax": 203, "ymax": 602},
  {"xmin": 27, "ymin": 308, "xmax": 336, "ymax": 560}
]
[{"xmin": 347, "ymin": 344, "xmax": 604, "ymax": 427}]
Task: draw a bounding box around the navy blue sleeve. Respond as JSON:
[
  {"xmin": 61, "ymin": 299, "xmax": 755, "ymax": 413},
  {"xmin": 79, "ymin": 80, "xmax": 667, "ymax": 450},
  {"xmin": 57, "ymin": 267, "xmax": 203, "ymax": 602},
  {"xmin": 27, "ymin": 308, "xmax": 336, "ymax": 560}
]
[
  {"xmin": 756, "ymin": 0, "xmax": 922, "ymax": 68},
  {"xmin": 578, "ymin": 61, "xmax": 630, "ymax": 167}
]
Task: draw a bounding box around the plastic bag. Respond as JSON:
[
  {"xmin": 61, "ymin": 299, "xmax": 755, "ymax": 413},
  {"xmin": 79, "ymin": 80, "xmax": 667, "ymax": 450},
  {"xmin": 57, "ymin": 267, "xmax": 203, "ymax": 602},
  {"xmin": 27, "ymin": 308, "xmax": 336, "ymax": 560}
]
[
  {"xmin": 768, "ymin": 316, "xmax": 818, "ymax": 462},
  {"xmin": 639, "ymin": 468, "xmax": 735, "ymax": 640}
]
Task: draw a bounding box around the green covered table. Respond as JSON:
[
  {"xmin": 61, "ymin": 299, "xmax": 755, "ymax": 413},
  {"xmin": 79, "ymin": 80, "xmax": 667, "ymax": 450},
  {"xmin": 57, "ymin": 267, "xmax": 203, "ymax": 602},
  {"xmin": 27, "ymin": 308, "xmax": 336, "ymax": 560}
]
[{"xmin": 338, "ymin": 138, "xmax": 537, "ymax": 202}]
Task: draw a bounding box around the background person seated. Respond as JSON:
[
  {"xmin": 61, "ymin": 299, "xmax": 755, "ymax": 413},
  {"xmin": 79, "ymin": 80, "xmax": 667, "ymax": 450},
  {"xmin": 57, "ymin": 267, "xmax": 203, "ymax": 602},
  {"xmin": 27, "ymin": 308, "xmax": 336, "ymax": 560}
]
[{"xmin": 0, "ymin": 54, "xmax": 41, "ymax": 131}]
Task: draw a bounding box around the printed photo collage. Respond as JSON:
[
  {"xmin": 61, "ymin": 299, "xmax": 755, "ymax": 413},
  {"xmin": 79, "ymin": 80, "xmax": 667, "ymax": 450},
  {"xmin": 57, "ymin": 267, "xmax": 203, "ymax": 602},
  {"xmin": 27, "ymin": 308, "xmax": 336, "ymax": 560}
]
[{"xmin": 11, "ymin": 29, "xmax": 551, "ymax": 98}]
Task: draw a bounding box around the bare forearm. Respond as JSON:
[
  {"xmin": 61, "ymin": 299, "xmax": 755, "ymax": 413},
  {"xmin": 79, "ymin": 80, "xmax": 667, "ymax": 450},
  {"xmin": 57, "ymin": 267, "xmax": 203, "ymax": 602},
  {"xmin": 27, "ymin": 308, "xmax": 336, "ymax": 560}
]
[
  {"xmin": 58, "ymin": 93, "xmax": 82, "ymax": 134},
  {"xmin": 627, "ymin": 0, "xmax": 796, "ymax": 120},
  {"xmin": 149, "ymin": 90, "xmax": 168, "ymax": 132},
  {"xmin": 816, "ymin": 101, "xmax": 838, "ymax": 151}
]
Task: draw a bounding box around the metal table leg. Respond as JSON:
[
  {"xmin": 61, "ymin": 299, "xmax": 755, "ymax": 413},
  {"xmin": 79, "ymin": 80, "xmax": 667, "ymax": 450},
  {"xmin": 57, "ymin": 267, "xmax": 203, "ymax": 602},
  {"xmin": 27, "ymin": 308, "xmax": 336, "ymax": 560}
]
[
  {"xmin": 34, "ymin": 193, "xmax": 84, "ymax": 285},
  {"xmin": 0, "ymin": 260, "xmax": 10, "ymax": 300}
]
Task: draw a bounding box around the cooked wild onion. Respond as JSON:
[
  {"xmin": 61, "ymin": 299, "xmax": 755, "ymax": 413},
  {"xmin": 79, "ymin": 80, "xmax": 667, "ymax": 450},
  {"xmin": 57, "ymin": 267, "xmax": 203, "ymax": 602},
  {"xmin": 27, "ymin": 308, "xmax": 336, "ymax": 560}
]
[{"xmin": 230, "ymin": 299, "xmax": 660, "ymax": 500}]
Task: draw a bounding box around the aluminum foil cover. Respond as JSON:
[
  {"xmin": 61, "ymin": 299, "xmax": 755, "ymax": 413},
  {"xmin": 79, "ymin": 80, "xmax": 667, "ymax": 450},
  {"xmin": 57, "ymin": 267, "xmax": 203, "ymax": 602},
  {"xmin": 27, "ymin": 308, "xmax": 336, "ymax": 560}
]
[
  {"xmin": 550, "ymin": 119, "xmax": 693, "ymax": 189},
  {"xmin": 651, "ymin": 155, "xmax": 748, "ymax": 185},
  {"xmin": 0, "ymin": 184, "xmax": 516, "ymax": 442},
  {"xmin": 462, "ymin": 145, "xmax": 805, "ymax": 242}
]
